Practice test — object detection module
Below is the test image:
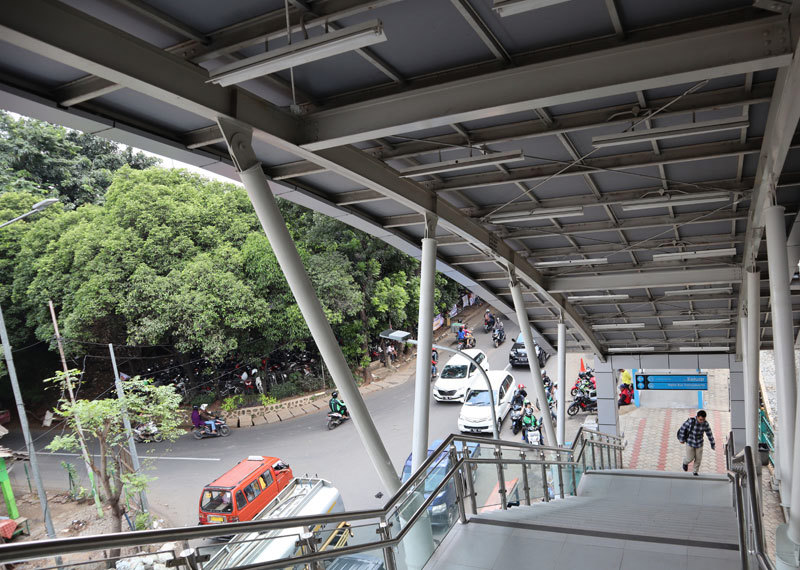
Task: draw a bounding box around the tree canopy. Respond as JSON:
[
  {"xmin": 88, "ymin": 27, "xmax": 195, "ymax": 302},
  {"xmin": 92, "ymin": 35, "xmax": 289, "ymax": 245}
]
[{"xmin": 0, "ymin": 113, "xmax": 465, "ymax": 394}]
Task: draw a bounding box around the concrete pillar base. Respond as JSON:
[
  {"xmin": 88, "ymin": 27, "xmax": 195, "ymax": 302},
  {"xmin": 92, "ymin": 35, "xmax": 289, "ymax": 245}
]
[{"xmin": 776, "ymin": 523, "xmax": 800, "ymax": 569}]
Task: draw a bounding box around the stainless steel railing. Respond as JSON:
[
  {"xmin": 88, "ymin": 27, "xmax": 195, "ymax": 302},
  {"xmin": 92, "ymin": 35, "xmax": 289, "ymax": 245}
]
[
  {"xmin": 0, "ymin": 428, "xmax": 625, "ymax": 569},
  {"xmin": 726, "ymin": 430, "xmax": 775, "ymax": 570}
]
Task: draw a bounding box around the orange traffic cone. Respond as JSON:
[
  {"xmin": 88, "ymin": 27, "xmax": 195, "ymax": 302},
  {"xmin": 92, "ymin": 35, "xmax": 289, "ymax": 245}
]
[{"xmin": 580, "ymin": 358, "xmax": 586, "ymax": 372}]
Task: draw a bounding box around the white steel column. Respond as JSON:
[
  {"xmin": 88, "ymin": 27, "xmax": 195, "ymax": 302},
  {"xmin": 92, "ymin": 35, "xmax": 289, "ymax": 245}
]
[
  {"xmin": 765, "ymin": 205, "xmax": 797, "ymax": 515},
  {"xmin": 557, "ymin": 321, "xmax": 566, "ymax": 446},
  {"xmin": 745, "ymin": 270, "xmax": 760, "ymax": 456},
  {"xmin": 217, "ymin": 117, "xmax": 400, "ymax": 494},
  {"xmin": 508, "ymin": 269, "xmax": 557, "ymax": 446},
  {"xmin": 411, "ymin": 216, "xmax": 437, "ymax": 472}
]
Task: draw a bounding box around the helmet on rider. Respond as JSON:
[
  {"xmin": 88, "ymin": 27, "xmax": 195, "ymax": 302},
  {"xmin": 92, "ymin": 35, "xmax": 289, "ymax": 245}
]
[
  {"xmin": 485, "ymin": 309, "xmax": 490, "ymax": 313},
  {"xmin": 192, "ymin": 404, "xmax": 199, "ymax": 410},
  {"xmin": 200, "ymin": 403, "xmax": 208, "ymax": 411},
  {"xmin": 517, "ymin": 384, "xmax": 525, "ymax": 390},
  {"xmin": 332, "ymin": 390, "xmax": 339, "ymax": 399},
  {"xmin": 524, "ymin": 407, "xmax": 533, "ymax": 416}
]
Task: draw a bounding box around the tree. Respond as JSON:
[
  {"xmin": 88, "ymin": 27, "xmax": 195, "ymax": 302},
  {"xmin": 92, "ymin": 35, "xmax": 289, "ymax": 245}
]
[
  {"xmin": 0, "ymin": 112, "xmax": 159, "ymax": 208},
  {"xmin": 46, "ymin": 374, "xmax": 182, "ymax": 548}
]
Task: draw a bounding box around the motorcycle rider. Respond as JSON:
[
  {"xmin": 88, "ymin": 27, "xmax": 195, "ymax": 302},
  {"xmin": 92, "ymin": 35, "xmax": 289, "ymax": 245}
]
[
  {"xmin": 329, "ymin": 391, "xmax": 349, "ymax": 418},
  {"xmin": 199, "ymin": 403, "xmax": 217, "ymax": 434},
  {"xmin": 511, "ymin": 384, "xmax": 528, "ymax": 408},
  {"xmin": 521, "ymin": 405, "xmax": 540, "ymax": 443},
  {"xmin": 484, "ymin": 309, "xmax": 495, "ymax": 329}
]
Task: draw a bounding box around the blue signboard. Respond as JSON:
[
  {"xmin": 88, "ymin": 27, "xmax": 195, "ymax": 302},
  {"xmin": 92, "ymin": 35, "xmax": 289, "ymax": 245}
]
[{"xmin": 635, "ymin": 373, "xmax": 707, "ymax": 390}]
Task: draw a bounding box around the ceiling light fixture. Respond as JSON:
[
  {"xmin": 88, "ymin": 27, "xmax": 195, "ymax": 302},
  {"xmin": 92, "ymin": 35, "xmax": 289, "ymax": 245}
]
[
  {"xmin": 652, "ymin": 248, "xmax": 737, "ymax": 262},
  {"xmin": 208, "ymin": 20, "xmax": 387, "ymax": 86},
  {"xmin": 398, "ymin": 150, "xmax": 524, "ymax": 178},
  {"xmin": 534, "ymin": 257, "xmax": 608, "ymax": 268},
  {"xmin": 608, "ymin": 347, "xmax": 656, "ymax": 353},
  {"xmin": 672, "ymin": 318, "xmax": 731, "ymax": 327},
  {"xmin": 493, "ymin": 0, "xmax": 571, "ymax": 17},
  {"xmin": 620, "ymin": 192, "xmax": 730, "ymax": 211},
  {"xmin": 592, "ymin": 323, "xmax": 646, "ymax": 330},
  {"xmin": 663, "ymin": 288, "xmax": 733, "ymax": 296},
  {"xmin": 489, "ymin": 205, "xmax": 584, "ymax": 224},
  {"xmin": 567, "ymin": 294, "xmax": 630, "ymax": 302},
  {"xmin": 678, "ymin": 346, "xmax": 729, "ymax": 352},
  {"xmin": 592, "ymin": 116, "xmax": 749, "ymax": 148}
]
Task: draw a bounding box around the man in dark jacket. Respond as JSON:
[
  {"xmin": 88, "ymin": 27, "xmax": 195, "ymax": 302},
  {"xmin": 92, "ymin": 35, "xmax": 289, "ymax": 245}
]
[{"xmin": 677, "ymin": 410, "xmax": 715, "ymax": 475}]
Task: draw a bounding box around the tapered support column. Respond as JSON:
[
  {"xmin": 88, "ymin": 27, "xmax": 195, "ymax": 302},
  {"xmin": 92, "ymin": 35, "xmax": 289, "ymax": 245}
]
[
  {"xmin": 411, "ymin": 217, "xmax": 437, "ymax": 472},
  {"xmin": 217, "ymin": 118, "xmax": 400, "ymax": 494},
  {"xmin": 508, "ymin": 270, "xmax": 557, "ymax": 446},
  {"xmin": 557, "ymin": 322, "xmax": 566, "ymax": 446},
  {"xmin": 765, "ymin": 205, "xmax": 797, "ymax": 515},
  {"xmin": 745, "ymin": 271, "xmax": 760, "ymax": 455}
]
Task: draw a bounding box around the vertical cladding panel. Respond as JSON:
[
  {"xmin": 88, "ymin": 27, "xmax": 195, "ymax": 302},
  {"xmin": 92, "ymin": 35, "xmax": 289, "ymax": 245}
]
[
  {"xmin": 595, "ymin": 369, "xmax": 620, "ymax": 436},
  {"xmin": 729, "ymin": 370, "xmax": 745, "ymax": 453}
]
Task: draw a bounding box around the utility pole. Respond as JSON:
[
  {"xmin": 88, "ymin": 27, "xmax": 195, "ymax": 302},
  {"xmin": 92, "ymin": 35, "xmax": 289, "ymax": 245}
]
[
  {"xmin": 0, "ymin": 305, "xmax": 62, "ymax": 567},
  {"xmin": 109, "ymin": 344, "xmax": 148, "ymax": 512},
  {"xmin": 47, "ymin": 300, "xmax": 103, "ymax": 517}
]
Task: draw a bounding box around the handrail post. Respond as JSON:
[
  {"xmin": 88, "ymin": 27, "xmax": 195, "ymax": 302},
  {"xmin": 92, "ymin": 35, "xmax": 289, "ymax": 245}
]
[
  {"xmin": 520, "ymin": 450, "xmax": 531, "ymax": 506},
  {"xmin": 495, "ymin": 447, "xmax": 508, "ymax": 510},
  {"xmin": 732, "ymin": 475, "xmax": 749, "ymax": 570},
  {"xmin": 591, "ymin": 439, "xmax": 597, "ymax": 470},
  {"xmin": 541, "ymin": 450, "xmax": 550, "ymax": 502},
  {"xmin": 464, "ymin": 458, "xmax": 478, "ymax": 515},
  {"xmin": 377, "ymin": 519, "xmax": 397, "ymax": 570},
  {"xmin": 450, "ymin": 445, "xmax": 468, "ymax": 524},
  {"xmin": 599, "ymin": 440, "xmax": 605, "ymax": 470}
]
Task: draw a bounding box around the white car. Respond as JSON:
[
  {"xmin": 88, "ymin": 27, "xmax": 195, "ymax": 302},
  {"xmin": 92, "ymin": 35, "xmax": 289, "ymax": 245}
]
[
  {"xmin": 432, "ymin": 349, "xmax": 489, "ymax": 403},
  {"xmin": 457, "ymin": 371, "xmax": 516, "ymax": 434}
]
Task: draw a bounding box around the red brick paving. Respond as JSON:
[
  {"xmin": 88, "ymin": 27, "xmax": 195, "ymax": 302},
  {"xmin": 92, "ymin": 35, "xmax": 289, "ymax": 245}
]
[{"xmin": 628, "ymin": 418, "xmax": 646, "ymax": 469}]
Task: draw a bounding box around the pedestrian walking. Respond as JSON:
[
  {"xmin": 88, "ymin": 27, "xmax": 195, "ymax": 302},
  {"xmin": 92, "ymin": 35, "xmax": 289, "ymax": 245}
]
[{"xmin": 677, "ymin": 410, "xmax": 715, "ymax": 475}]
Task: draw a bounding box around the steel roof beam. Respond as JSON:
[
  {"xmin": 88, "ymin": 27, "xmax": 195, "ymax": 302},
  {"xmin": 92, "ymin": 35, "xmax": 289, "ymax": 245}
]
[
  {"xmin": 0, "ymin": 0, "xmax": 603, "ymax": 356},
  {"xmin": 506, "ymin": 210, "xmax": 752, "ymax": 240},
  {"xmin": 547, "ymin": 266, "xmax": 743, "ymax": 293},
  {"xmin": 301, "ymin": 16, "xmax": 791, "ymax": 150},
  {"xmin": 434, "ymin": 138, "xmax": 772, "ymax": 192},
  {"xmin": 268, "ymin": 84, "xmax": 772, "ymax": 179}
]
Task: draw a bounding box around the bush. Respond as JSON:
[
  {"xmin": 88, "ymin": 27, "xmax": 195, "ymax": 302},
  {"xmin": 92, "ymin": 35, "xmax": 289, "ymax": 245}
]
[
  {"xmin": 221, "ymin": 394, "xmax": 245, "ymax": 412},
  {"xmin": 260, "ymin": 394, "xmax": 277, "ymax": 406},
  {"xmin": 271, "ymin": 382, "xmax": 301, "ymax": 400},
  {"xmin": 190, "ymin": 393, "xmax": 216, "ymax": 407},
  {"xmin": 135, "ymin": 512, "xmax": 152, "ymax": 531},
  {"xmin": 295, "ymin": 374, "xmax": 323, "ymax": 393}
]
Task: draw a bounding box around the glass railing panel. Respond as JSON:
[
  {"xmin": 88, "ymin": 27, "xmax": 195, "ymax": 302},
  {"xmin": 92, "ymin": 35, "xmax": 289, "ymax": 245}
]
[{"xmin": 310, "ymin": 546, "xmax": 388, "ymax": 570}]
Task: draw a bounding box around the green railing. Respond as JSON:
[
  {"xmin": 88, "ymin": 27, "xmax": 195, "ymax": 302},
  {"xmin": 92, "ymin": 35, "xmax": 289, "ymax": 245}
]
[
  {"xmin": 0, "ymin": 428, "xmax": 625, "ymax": 570},
  {"xmin": 758, "ymin": 408, "xmax": 774, "ymax": 466}
]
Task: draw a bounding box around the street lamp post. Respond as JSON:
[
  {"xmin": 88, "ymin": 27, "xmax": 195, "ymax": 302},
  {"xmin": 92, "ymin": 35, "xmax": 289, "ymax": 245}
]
[{"xmin": 0, "ymin": 200, "xmax": 60, "ymax": 553}]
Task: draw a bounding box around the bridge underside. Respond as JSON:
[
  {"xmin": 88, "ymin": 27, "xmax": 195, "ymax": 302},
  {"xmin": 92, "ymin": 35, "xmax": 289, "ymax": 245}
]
[{"xmin": 2, "ymin": 0, "xmax": 800, "ymax": 358}]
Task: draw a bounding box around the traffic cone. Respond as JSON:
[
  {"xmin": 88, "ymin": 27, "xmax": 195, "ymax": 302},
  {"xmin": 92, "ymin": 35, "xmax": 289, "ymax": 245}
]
[{"xmin": 580, "ymin": 358, "xmax": 585, "ymax": 372}]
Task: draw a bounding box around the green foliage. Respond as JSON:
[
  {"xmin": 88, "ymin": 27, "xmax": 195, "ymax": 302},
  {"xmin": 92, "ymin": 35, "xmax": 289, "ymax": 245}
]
[
  {"xmin": 134, "ymin": 512, "xmax": 152, "ymax": 531},
  {"xmin": 190, "ymin": 393, "xmax": 216, "ymax": 407},
  {"xmin": 46, "ymin": 376, "xmax": 181, "ymax": 530},
  {"xmin": 221, "ymin": 394, "xmax": 245, "ymax": 412},
  {"xmin": 271, "ymin": 382, "xmax": 300, "ymax": 400},
  {"xmin": 260, "ymin": 394, "xmax": 277, "ymax": 406},
  {"xmin": 0, "ymin": 111, "xmax": 158, "ymax": 208}
]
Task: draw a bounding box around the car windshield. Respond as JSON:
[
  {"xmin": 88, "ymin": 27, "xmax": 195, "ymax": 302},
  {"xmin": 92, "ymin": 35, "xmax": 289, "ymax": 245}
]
[
  {"xmin": 465, "ymin": 389, "xmax": 494, "ymax": 406},
  {"xmin": 401, "ymin": 459, "xmax": 449, "ymax": 493},
  {"xmin": 201, "ymin": 489, "xmax": 232, "ymax": 513},
  {"xmin": 441, "ymin": 364, "xmax": 468, "ymax": 379}
]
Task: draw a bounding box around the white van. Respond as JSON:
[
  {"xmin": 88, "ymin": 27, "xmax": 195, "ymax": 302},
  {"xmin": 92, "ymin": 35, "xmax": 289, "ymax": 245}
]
[
  {"xmin": 432, "ymin": 349, "xmax": 489, "ymax": 402},
  {"xmin": 457, "ymin": 370, "xmax": 515, "ymax": 434}
]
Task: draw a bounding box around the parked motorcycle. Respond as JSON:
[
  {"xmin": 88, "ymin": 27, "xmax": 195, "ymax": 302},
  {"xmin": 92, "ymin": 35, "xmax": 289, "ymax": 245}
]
[
  {"xmin": 570, "ymin": 372, "xmax": 596, "ymax": 397},
  {"xmin": 193, "ymin": 417, "xmax": 231, "ymax": 439},
  {"xmin": 492, "ymin": 328, "xmax": 506, "ymax": 348},
  {"xmin": 327, "ymin": 412, "xmax": 350, "ymax": 430},
  {"xmin": 567, "ymin": 393, "xmax": 598, "ymax": 416},
  {"xmin": 132, "ymin": 421, "xmax": 163, "ymax": 443}
]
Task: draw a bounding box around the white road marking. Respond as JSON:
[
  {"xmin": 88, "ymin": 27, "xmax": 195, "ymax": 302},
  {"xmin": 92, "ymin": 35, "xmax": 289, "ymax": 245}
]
[
  {"xmin": 46, "ymin": 452, "xmax": 220, "ymax": 462},
  {"xmin": 504, "ymin": 363, "xmax": 511, "ymax": 371}
]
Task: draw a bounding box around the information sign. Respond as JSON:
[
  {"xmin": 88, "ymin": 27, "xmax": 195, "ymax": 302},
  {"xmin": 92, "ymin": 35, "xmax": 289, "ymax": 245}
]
[{"xmin": 635, "ymin": 373, "xmax": 708, "ymax": 390}]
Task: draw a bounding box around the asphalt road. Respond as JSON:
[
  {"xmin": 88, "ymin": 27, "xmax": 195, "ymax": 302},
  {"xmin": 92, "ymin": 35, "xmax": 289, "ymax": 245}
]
[{"xmin": 5, "ymin": 319, "xmax": 592, "ymax": 528}]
